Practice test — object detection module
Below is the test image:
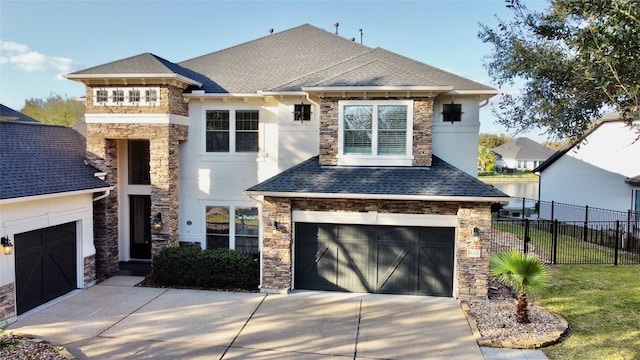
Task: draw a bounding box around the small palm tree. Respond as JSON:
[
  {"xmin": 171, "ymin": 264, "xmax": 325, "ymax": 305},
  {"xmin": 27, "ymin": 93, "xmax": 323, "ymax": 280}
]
[{"xmin": 489, "ymin": 250, "xmax": 550, "ymax": 323}]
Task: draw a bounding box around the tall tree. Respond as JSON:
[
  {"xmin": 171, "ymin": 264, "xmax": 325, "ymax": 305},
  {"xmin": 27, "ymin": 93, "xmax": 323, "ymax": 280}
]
[
  {"xmin": 21, "ymin": 93, "xmax": 85, "ymax": 126},
  {"xmin": 479, "ymin": 0, "xmax": 640, "ymax": 140},
  {"xmin": 478, "ymin": 145, "xmax": 498, "ymax": 172},
  {"xmin": 479, "ymin": 133, "xmax": 513, "ymax": 149}
]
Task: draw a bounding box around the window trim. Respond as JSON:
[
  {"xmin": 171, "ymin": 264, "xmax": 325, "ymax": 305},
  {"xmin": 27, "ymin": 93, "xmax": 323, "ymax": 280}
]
[
  {"xmin": 93, "ymin": 87, "xmax": 160, "ymax": 106},
  {"xmin": 204, "ymin": 204, "xmax": 260, "ymax": 254},
  {"xmin": 203, "ymin": 107, "xmax": 260, "ymax": 154},
  {"xmin": 337, "ymin": 100, "xmax": 414, "ymax": 166}
]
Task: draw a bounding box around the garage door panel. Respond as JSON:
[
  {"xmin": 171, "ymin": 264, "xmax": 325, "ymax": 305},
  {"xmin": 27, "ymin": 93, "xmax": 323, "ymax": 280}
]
[
  {"xmin": 15, "ymin": 222, "xmax": 77, "ymax": 314},
  {"xmin": 295, "ymin": 223, "xmax": 454, "ymax": 297}
]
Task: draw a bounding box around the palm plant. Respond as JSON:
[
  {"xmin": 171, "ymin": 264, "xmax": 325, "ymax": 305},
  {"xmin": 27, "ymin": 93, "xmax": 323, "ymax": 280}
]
[{"xmin": 489, "ymin": 250, "xmax": 550, "ymax": 323}]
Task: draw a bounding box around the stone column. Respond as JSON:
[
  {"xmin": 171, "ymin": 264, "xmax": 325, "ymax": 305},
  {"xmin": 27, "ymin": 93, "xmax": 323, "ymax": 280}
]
[
  {"xmin": 261, "ymin": 197, "xmax": 293, "ymax": 292},
  {"xmin": 456, "ymin": 204, "xmax": 492, "ymax": 300},
  {"xmin": 413, "ymin": 98, "xmax": 434, "ymax": 167}
]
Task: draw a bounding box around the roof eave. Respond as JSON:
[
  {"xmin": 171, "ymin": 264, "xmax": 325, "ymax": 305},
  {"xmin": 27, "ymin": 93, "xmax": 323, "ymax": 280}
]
[
  {"xmin": 0, "ymin": 186, "xmax": 114, "ymax": 205},
  {"xmin": 64, "ymin": 73, "xmax": 202, "ymax": 88},
  {"xmin": 245, "ymin": 190, "xmax": 510, "ymax": 203}
]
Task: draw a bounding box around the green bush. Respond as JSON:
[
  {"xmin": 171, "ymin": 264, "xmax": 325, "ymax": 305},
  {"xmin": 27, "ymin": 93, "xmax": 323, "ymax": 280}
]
[{"xmin": 151, "ymin": 247, "xmax": 259, "ymax": 291}]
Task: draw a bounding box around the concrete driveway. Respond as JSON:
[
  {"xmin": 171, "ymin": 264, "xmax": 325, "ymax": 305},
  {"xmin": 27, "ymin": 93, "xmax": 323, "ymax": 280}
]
[{"xmin": 8, "ymin": 276, "xmax": 483, "ymax": 359}]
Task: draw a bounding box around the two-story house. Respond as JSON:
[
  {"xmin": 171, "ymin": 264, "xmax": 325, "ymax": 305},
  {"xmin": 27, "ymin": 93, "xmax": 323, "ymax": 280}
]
[{"xmin": 64, "ymin": 24, "xmax": 507, "ymax": 300}]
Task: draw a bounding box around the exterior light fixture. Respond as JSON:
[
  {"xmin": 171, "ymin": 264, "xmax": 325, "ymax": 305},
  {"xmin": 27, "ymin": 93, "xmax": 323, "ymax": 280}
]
[
  {"xmin": 151, "ymin": 212, "xmax": 164, "ymax": 231},
  {"xmin": 1, "ymin": 236, "xmax": 14, "ymax": 255},
  {"xmin": 272, "ymin": 221, "xmax": 279, "ymax": 235},
  {"xmin": 472, "ymin": 227, "xmax": 481, "ymax": 241}
]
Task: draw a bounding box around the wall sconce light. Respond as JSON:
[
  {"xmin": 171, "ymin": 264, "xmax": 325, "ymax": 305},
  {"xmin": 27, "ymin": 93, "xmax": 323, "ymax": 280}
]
[
  {"xmin": 152, "ymin": 212, "xmax": 164, "ymax": 231},
  {"xmin": 472, "ymin": 227, "xmax": 481, "ymax": 241},
  {"xmin": 272, "ymin": 221, "xmax": 279, "ymax": 235},
  {"xmin": 1, "ymin": 236, "xmax": 14, "ymax": 256}
]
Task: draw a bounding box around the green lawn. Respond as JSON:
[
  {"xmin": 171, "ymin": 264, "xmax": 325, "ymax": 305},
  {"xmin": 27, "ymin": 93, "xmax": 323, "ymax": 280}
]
[{"xmin": 535, "ymin": 265, "xmax": 640, "ymax": 360}]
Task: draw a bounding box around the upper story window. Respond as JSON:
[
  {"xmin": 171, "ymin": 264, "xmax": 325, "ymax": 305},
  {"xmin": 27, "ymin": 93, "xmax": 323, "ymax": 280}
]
[
  {"xmin": 93, "ymin": 87, "xmax": 160, "ymax": 106},
  {"xmin": 294, "ymin": 103, "xmax": 312, "ymax": 121},
  {"xmin": 128, "ymin": 89, "xmax": 140, "ymax": 103},
  {"xmin": 95, "ymin": 89, "xmax": 108, "ymax": 103},
  {"xmin": 205, "ymin": 109, "xmax": 259, "ymax": 153},
  {"xmin": 112, "ymin": 89, "xmax": 124, "ymax": 103},
  {"xmin": 338, "ymin": 100, "xmax": 413, "ymax": 166},
  {"xmin": 442, "ymin": 103, "xmax": 462, "ymax": 123}
]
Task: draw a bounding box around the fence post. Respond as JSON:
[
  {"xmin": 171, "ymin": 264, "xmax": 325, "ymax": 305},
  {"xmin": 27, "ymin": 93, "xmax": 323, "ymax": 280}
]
[
  {"xmin": 551, "ymin": 200, "xmax": 555, "ymax": 221},
  {"xmin": 552, "ymin": 220, "xmax": 558, "ymax": 264},
  {"xmin": 583, "ymin": 205, "xmax": 589, "ymax": 243},
  {"xmin": 522, "ymin": 197, "xmax": 526, "ymax": 219},
  {"xmin": 524, "ymin": 218, "xmax": 530, "ymax": 254},
  {"xmin": 614, "ymin": 220, "xmax": 620, "ymax": 266}
]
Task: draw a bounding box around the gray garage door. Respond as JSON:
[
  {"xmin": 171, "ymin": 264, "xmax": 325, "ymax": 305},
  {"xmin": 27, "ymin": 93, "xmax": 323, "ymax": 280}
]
[
  {"xmin": 295, "ymin": 223, "xmax": 454, "ymax": 296},
  {"xmin": 15, "ymin": 222, "xmax": 77, "ymax": 314}
]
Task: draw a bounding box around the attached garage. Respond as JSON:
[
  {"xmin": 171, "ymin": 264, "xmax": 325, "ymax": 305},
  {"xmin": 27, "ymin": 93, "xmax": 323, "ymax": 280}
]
[
  {"xmin": 15, "ymin": 222, "xmax": 77, "ymax": 314},
  {"xmin": 295, "ymin": 223, "xmax": 454, "ymax": 296}
]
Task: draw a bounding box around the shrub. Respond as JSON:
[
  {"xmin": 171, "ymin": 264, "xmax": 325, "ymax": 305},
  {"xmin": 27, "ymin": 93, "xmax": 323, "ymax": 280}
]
[{"xmin": 151, "ymin": 247, "xmax": 259, "ymax": 291}]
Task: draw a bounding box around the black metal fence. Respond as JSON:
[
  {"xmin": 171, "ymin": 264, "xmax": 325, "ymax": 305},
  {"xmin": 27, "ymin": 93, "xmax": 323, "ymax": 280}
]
[
  {"xmin": 499, "ymin": 197, "xmax": 639, "ymax": 223},
  {"xmin": 489, "ymin": 219, "xmax": 640, "ymax": 265}
]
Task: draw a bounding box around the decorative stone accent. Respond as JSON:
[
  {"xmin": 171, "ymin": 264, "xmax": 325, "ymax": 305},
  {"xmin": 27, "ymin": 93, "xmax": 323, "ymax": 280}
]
[
  {"xmin": 318, "ymin": 97, "xmax": 434, "ymax": 167},
  {"xmin": 0, "ymin": 282, "xmax": 16, "ymax": 325},
  {"xmin": 83, "ymin": 255, "xmax": 96, "ymax": 287},
  {"xmin": 260, "ymin": 197, "xmax": 491, "ymax": 299},
  {"xmin": 86, "ymin": 122, "xmax": 188, "ymax": 279},
  {"xmin": 261, "ymin": 197, "xmax": 293, "ymax": 292},
  {"xmin": 85, "ymin": 85, "xmax": 188, "ymax": 116},
  {"xmin": 412, "ymin": 98, "xmax": 433, "ymax": 167}
]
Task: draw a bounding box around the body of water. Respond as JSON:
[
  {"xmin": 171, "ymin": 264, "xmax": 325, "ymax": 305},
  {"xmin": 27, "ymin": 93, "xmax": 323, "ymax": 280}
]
[{"xmin": 484, "ymin": 181, "xmax": 539, "ymax": 208}]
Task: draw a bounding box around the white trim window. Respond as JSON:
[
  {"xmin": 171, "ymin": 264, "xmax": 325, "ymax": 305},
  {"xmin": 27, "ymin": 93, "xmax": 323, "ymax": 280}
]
[
  {"xmin": 205, "ymin": 205, "xmax": 259, "ymax": 254},
  {"xmin": 338, "ymin": 100, "xmax": 413, "ymax": 166},
  {"xmin": 93, "ymin": 87, "xmax": 160, "ymax": 106},
  {"xmin": 205, "ymin": 109, "xmax": 259, "ymax": 153}
]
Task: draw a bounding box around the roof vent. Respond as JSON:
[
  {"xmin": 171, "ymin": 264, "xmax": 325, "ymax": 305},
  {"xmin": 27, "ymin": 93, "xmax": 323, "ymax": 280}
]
[
  {"xmin": 359, "ymin": 29, "xmax": 363, "ymax": 44},
  {"xmin": 334, "ymin": 22, "xmax": 339, "ymax": 35},
  {"xmin": 268, "ymin": 28, "xmax": 273, "ymax": 35}
]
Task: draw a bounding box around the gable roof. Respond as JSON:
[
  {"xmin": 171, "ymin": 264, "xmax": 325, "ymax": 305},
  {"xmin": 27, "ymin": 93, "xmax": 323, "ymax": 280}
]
[
  {"xmin": 491, "ymin": 137, "xmax": 555, "ymax": 161},
  {"xmin": 65, "ymin": 52, "xmax": 203, "ymax": 87},
  {"xmin": 0, "ymin": 104, "xmax": 39, "ymax": 122},
  {"xmin": 534, "ymin": 112, "xmax": 636, "ymax": 173},
  {"xmin": 0, "ymin": 120, "xmax": 110, "ymax": 201},
  {"xmin": 70, "ymin": 24, "xmax": 496, "ymax": 96},
  {"xmin": 245, "ymin": 155, "xmax": 508, "ymax": 202}
]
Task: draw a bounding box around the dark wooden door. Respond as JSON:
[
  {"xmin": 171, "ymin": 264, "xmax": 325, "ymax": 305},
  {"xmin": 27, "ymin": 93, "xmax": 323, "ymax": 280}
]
[
  {"xmin": 295, "ymin": 223, "xmax": 454, "ymax": 296},
  {"xmin": 15, "ymin": 222, "xmax": 77, "ymax": 314},
  {"xmin": 129, "ymin": 195, "xmax": 151, "ymax": 259}
]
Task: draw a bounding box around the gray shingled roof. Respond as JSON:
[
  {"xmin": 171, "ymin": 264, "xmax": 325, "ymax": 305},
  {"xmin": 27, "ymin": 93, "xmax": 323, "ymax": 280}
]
[
  {"xmin": 67, "ymin": 53, "xmax": 206, "ymax": 85},
  {"xmin": 179, "ymin": 24, "xmax": 495, "ymax": 93},
  {"xmin": 0, "ymin": 104, "xmax": 39, "ymax": 122},
  {"xmin": 491, "ymin": 137, "xmax": 555, "ymax": 161},
  {"xmin": 0, "ymin": 121, "xmax": 110, "ymax": 200},
  {"xmin": 246, "ymin": 156, "xmax": 507, "ymax": 200}
]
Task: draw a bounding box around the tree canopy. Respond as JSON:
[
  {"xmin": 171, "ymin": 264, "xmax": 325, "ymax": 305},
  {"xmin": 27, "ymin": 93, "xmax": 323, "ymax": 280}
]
[
  {"xmin": 479, "ymin": 133, "xmax": 513, "ymax": 149},
  {"xmin": 479, "ymin": 0, "xmax": 640, "ymax": 140},
  {"xmin": 21, "ymin": 93, "xmax": 85, "ymax": 126}
]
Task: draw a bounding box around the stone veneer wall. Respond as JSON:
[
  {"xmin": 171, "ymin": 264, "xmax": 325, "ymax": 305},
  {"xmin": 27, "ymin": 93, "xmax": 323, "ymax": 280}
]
[
  {"xmin": 260, "ymin": 197, "xmax": 491, "ymax": 300},
  {"xmin": 85, "ymin": 85, "xmax": 188, "ymax": 116},
  {"xmin": 318, "ymin": 97, "xmax": 433, "ymax": 167},
  {"xmin": 84, "ymin": 254, "xmax": 96, "ymax": 287},
  {"xmin": 0, "ymin": 282, "xmax": 16, "ymax": 325},
  {"xmin": 86, "ymin": 123, "xmax": 188, "ymax": 278}
]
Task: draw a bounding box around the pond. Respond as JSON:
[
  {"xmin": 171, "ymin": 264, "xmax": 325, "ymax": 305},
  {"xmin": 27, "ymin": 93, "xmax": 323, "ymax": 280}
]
[{"xmin": 483, "ymin": 180, "xmax": 539, "ymax": 208}]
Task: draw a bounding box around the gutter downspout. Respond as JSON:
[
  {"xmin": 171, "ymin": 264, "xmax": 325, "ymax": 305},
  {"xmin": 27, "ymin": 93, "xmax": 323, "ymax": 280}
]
[
  {"xmin": 93, "ymin": 187, "xmax": 113, "ymax": 202},
  {"xmin": 479, "ymin": 99, "xmax": 490, "ymax": 108}
]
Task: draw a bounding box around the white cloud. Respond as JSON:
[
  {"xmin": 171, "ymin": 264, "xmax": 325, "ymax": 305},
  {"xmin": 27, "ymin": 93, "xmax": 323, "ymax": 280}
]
[{"xmin": 0, "ymin": 40, "xmax": 82, "ymax": 78}]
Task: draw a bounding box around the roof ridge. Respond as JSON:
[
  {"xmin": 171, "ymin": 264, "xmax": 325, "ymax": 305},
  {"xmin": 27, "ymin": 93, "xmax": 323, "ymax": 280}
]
[{"xmin": 68, "ymin": 52, "xmax": 157, "ymax": 74}]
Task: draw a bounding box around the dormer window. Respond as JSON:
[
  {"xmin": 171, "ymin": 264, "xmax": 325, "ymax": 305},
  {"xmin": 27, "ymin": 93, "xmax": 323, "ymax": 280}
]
[
  {"xmin": 442, "ymin": 103, "xmax": 462, "ymax": 123},
  {"xmin": 338, "ymin": 100, "xmax": 413, "ymax": 166},
  {"xmin": 294, "ymin": 103, "xmax": 311, "ymax": 122}
]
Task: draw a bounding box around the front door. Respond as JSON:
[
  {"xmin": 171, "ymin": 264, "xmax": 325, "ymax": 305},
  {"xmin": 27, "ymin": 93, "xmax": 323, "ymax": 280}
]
[{"xmin": 130, "ymin": 195, "xmax": 151, "ymax": 259}]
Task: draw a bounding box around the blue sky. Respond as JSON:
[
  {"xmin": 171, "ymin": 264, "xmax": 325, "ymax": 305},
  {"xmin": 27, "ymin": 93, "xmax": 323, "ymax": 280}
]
[{"xmin": 0, "ymin": 0, "xmax": 550, "ymax": 140}]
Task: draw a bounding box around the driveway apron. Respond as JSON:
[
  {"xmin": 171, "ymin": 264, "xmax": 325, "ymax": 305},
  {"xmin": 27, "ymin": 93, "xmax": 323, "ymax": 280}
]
[{"xmin": 8, "ymin": 276, "xmax": 484, "ymax": 359}]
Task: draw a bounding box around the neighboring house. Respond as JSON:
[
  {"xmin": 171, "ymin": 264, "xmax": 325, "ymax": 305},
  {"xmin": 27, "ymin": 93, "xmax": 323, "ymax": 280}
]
[
  {"xmin": 534, "ymin": 112, "xmax": 640, "ymax": 220},
  {"xmin": 492, "ymin": 137, "xmax": 555, "ymax": 171},
  {"xmin": 63, "ymin": 24, "xmax": 508, "ymax": 301},
  {"xmin": 0, "ymin": 105, "xmax": 111, "ymax": 326}
]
